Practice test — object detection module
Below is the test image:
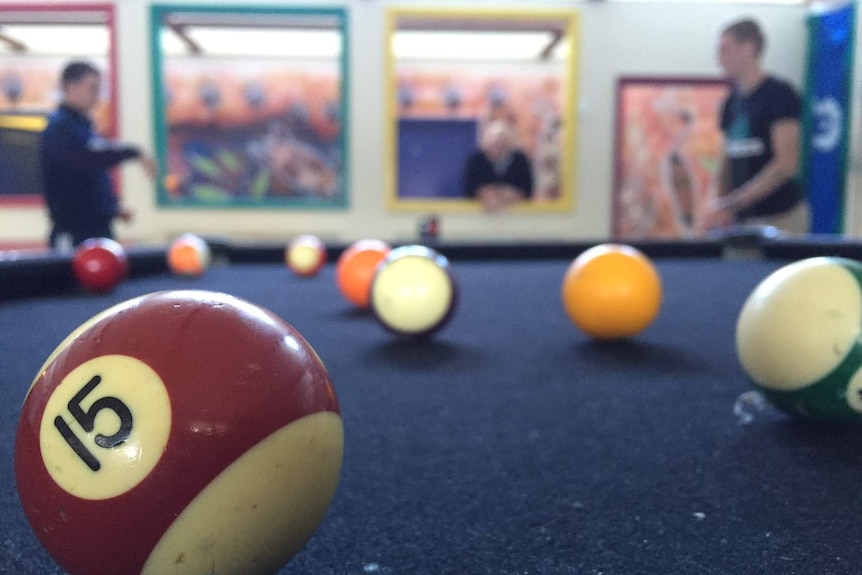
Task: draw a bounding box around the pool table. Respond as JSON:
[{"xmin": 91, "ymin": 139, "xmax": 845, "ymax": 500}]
[{"xmin": 2, "ymin": 236, "xmax": 862, "ymax": 575}]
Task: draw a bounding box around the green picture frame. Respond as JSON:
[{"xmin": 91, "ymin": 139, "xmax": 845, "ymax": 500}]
[{"xmin": 150, "ymin": 4, "xmax": 350, "ymax": 210}]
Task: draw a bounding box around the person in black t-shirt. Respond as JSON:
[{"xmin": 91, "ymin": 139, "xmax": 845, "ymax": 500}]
[
  {"xmin": 463, "ymin": 120, "xmax": 533, "ymax": 212},
  {"xmin": 702, "ymin": 18, "xmax": 808, "ymax": 234},
  {"xmin": 40, "ymin": 61, "xmax": 156, "ymax": 249}
]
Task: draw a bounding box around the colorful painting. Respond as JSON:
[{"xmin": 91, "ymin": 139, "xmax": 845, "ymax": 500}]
[
  {"xmin": 386, "ymin": 8, "xmax": 578, "ymax": 212},
  {"xmin": 0, "ymin": 56, "xmax": 112, "ymax": 131},
  {"xmin": 397, "ymin": 69, "xmax": 564, "ymax": 202},
  {"xmin": 151, "ymin": 5, "xmax": 349, "ymax": 209},
  {"xmin": 0, "ymin": 3, "xmax": 115, "ymax": 205},
  {"xmin": 613, "ymin": 77, "xmax": 730, "ymax": 239}
]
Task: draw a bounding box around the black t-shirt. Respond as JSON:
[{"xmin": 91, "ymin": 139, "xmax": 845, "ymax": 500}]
[
  {"xmin": 463, "ymin": 150, "xmax": 533, "ymax": 199},
  {"xmin": 720, "ymin": 76, "xmax": 803, "ymax": 218}
]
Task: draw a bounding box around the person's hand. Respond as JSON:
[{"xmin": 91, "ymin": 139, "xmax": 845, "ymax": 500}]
[
  {"xmin": 139, "ymin": 155, "xmax": 158, "ymax": 180},
  {"xmin": 477, "ymin": 186, "xmax": 504, "ymax": 212},
  {"xmin": 477, "ymin": 185, "xmax": 525, "ymax": 213},
  {"xmin": 117, "ymin": 206, "xmax": 134, "ymax": 223},
  {"xmin": 495, "ymin": 185, "xmax": 525, "ymax": 209},
  {"xmin": 700, "ymin": 201, "xmax": 735, "ymax": 231}
]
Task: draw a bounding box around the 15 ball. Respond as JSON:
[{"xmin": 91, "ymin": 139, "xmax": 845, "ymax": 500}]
[{"xmin": 15, "ymin": 290, "xmax": 343, "ymax": 575}]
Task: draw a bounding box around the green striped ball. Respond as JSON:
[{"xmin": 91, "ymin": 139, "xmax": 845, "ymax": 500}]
[{"xmin": 736, "ymin": 257, "xmax": 862, "ymax": 422}]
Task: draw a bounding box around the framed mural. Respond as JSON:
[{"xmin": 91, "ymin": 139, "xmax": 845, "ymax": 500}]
[
  {"xmin": 0, "ymin": 4, "xmax": 116, "ymax": 206},
  {"xmin": 613, "ymin": 76, "xmax": 731, "ymax": 239},
  {"xmin": 150, "ymin": 5, "xmax": 349, "ymax": 209},
  {"xmin": 385, "ymin": 7, "xmax": 579, "ymax": 212}
]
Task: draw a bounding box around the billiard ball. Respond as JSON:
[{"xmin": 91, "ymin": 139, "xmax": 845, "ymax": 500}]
[
  {"xmin": 336, "ymin": 239, "xmax": 391, "ymax": 308},
  {"xmin": 167, "ymin": 234, "xmax": 211, "ymax": 276},
  {"xmin": 14, "ymin": 290, "xmax": 343, "ymax": 575},
  {"xmin": 561, "ymin": 244, "xmax": 662, "ymax": 340},
  {"xmin": 286, "ymin": 235, "xmax": 327, "ymax": 277},
  {"xmin": 736, "ymin": 257, "xmax": 862, "ymax": 421},
  {"xmin": 72, "ymin": 237, "xmax": 128, "ymax": 294},
  {"xmin": 370, "ymin": 245, "xmax": 457, "ymax": 337}
]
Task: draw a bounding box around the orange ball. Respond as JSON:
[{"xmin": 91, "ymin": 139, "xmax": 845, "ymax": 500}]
[
  {"xmin": 561, "ymin": 244, "xmax": 662, "ymax": 340},
  {"xmin": 167, "ymin": 234, "xmax": 211, "ymax": 277},
  {"xmin": 336, "ymin": 240, "xmax": 392, "ymax": 308}
]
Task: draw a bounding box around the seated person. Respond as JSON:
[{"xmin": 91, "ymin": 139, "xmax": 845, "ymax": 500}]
[{"xmin": 463, "ymin": 120, "xmax": 533, "ymax": 211}]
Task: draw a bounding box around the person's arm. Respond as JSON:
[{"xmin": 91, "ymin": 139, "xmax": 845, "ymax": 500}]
[
  {"xmin": 716, "ymin": 153, "xmax": 732, "ymax": 198},
  {"xmin": 699, "ymin": 149, "xmax": 736, "ymax": 230},
  {"xmin": 42, "ymin": 123, "xmax": 141, "ymax": 172},
  {"xmin": 463, "ymin": 153, "xmax": 482, "ymax": 198},
  {"xmin": 510, "ymin": 151, "xmax": 533, "ymax": 199},
  {"xmin": 715, "ymin": 119, "xmax": 800, "ymax": 214}
]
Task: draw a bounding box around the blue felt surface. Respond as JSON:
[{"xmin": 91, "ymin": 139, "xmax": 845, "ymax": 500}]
[{"xmin": 3, "ymin": 259, "xmax": 862, "ymax": 575}]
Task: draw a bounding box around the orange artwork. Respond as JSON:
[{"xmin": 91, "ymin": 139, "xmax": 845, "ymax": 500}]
[
  {"xmin": 613, "ymin": 78, "xmax": 730, "ymax": 239},
  {"xmin": 397, "ymin": 68, "xmax": 564, "ymax": 201},
  {"xmin": 0, "ymin": 56, "xmax": 113, "ymax": 201},
  {"xmin": 0, "ymin": 56, "xmax": 113, "ymax": 134}
]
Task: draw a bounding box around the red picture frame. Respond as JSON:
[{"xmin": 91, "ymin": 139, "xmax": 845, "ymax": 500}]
[
  {"xmin": 0, "ymin": 3, "xmax": 117, "ymax": 207},
  {"xmin": 612, "ymin": 76, "xmax": 731, "ymax": 239}
]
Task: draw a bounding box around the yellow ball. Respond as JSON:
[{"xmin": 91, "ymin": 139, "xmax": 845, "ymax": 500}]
[
  {"xmin": 286, "ymin": 235, "xmax": 327, "ymax": 277},
  {"xmin": 370, "ymin": 246, "xmax": 456, "ymax": 337}
]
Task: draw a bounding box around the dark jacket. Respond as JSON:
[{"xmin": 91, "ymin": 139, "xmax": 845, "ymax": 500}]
[
  {"xmin": 40, "ymin": 104, "xmax": 139, "ymax": 229},
  {"xmin": 463, "ymin": 150, "xmax": 533, "ymax": 199}
]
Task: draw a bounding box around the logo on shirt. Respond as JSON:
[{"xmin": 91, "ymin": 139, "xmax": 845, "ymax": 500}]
[
  {"xmin": 726, "ymin": 115, "xmax": 764, "ymax": 159},
  {"xmin": 726, "ymin": 138, "xmax": 765, "ymax": 158}
]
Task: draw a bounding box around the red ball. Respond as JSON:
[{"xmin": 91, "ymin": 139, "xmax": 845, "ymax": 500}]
[
  {"xmin": 71, "ymin": 238, "xmax": 128, "ymax": 293},
  {"xmin": 14, "ymin": 290, "xmax": 344, "ymax": 575}
]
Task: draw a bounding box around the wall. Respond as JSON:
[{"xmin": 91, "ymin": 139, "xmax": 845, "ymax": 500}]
[{"xmin": 0, "ymin": 0, "xmax": 810, "ymax": 245}]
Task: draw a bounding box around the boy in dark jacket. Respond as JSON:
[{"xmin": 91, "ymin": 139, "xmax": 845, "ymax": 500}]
[{"xmin": 40, "ymin": 61, "xmax": 156, "ymax": 248}]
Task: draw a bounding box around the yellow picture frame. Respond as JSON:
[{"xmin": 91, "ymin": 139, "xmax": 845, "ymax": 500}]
[{"xmin": 385, "ymin": 7, "xmax": 579, "ymax": 213}]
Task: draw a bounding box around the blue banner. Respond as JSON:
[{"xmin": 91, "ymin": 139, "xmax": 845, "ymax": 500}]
[{"xmin": 804, "ymin": 3, "xmax": 855, "ymax": 234}]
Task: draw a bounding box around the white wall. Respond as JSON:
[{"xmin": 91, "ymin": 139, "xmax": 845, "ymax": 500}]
[{"xmin": 0, "ymin": 0, "xmax": 810, "ymax": 245}]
